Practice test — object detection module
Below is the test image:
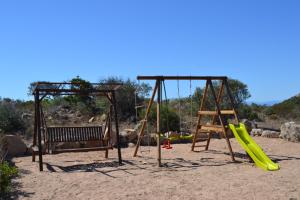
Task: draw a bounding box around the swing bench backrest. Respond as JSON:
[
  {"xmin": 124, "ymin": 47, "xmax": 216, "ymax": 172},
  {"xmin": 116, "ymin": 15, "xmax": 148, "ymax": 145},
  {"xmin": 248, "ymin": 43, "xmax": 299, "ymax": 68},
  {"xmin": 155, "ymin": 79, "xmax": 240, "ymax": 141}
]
[{"xmin": 46, "ymin": 126, "xmax": 104, "ymax": 143}]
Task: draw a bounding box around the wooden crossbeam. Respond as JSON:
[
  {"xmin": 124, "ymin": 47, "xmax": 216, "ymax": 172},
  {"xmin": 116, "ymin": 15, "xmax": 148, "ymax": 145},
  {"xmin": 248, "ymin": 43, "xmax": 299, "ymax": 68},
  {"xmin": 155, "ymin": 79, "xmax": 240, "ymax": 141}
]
[{"xmin": 198, "ymin": 110, "xmax": 236, "ymax": 115}]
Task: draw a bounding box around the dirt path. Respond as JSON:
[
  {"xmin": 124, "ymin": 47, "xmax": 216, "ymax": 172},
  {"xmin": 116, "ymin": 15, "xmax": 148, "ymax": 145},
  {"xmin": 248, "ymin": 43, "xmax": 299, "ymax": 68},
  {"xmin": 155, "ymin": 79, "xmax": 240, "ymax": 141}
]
[{"xmin": 13, "ymin": 137, "xmax": 300, "ymax": 200}]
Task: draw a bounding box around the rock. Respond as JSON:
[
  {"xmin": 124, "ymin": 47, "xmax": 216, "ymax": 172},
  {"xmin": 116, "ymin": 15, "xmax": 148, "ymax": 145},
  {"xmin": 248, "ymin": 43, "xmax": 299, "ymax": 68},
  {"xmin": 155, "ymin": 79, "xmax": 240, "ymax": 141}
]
[
  {"xmin": 261, "ymin": 130, "xmax": 280, "ymax": 138},
  {"xmin": 22, "ymin": 113, "xmax": 32, "ymax": 119},
  {"xmin": 75, "ymin": 111, "xmax": 82, "ymax": 117},
  {"xmin": 88, "ymin": 117, "xmax": 95, "ymax": 123},
  {"xmin": 128, "ymin": 143, "xmax": 135, "ymax": 148},
  {"xmin": 1, "ymin": 135, "xmax": 28, "ymax": 157},
  {"xmin": 241, "ymin": 119, "xmax": 255, "ymax": 132},
  {"xmin": 280, "ymin": 122, "xmax": 300, "ymax": 142},
  {"xmin": 141, "ymin": 133, "xmax": 157, "ymax": 146},
  {"xmin": 251, "ymin": 129, "xmax": 263, "ymax": 136},
  {"xmin": 100, "ymin": 114, "xmax": 107, "ymax": 122}
]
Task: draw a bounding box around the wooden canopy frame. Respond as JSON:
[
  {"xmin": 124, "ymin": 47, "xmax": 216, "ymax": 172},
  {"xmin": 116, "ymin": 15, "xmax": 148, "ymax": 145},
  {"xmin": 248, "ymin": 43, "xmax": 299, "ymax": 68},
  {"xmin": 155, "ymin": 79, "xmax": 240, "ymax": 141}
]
[
  {"xmin": 32, "ymin": 82, "xmax": 123, "ymax": 171},
  {"xmin": 133, "ymin": 76, "xmax": 239, "ymax": 166}
]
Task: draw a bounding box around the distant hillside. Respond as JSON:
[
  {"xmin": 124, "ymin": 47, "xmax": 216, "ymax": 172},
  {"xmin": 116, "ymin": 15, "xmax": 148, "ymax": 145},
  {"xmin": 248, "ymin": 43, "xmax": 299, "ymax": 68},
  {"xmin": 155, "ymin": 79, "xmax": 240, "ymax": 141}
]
[{"xmin": 266, "ymin": 94, "xmax": 300, "ymax": 119}]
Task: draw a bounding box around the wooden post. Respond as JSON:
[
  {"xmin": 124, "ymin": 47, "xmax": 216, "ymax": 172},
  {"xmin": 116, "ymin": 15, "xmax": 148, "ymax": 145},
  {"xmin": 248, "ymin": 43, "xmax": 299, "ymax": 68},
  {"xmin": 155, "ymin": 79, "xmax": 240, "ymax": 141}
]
[
  {"xmin": 191, "ymin": 80, "xmax": 209, "ymax": 151},
  {"xmin": 206, "ymin": 80, "xmax": 225, "ymax": 150},
  {"xmin": 133, "ymin": 81, "xmax": 158, "ymax": 157},
  {"xmin": 208, "ymin": 80, "xmax": 235, "ymax": 161},
  {"xmin": 105, "ymin": 105, "xmax": 112, "ymax": 158},
  {"xmin": 112, "ymin": 91, "xmax": 122, "ymax": 165},
  {"xmin": 36, "ymin": 91, "xmax": 44, "ymax": 171},
  {"xmin": 224, "ymin": 79, "xmax": 239, "ymax": 123},
  {"xmin": 157, "ymin": 79, "xmax": 162, "ymax": 167},
  {"xmin": 32, "ymin": 98, "xmax": 38, "ymax": 162}
]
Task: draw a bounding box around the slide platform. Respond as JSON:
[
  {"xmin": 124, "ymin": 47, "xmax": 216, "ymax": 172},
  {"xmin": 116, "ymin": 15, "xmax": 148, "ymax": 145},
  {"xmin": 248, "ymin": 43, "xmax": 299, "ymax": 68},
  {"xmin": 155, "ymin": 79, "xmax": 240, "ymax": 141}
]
[{"xmin": 229, "ymin": 123, "xmax": 280, "ymax": 171}]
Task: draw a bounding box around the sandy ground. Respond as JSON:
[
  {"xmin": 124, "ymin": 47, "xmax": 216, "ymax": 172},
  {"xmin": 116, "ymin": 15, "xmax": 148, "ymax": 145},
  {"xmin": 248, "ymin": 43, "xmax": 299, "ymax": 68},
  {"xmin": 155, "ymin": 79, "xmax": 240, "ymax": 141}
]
[{"xmin": 13, "ymin": 137, "xmax": 300, "ymax": 200}]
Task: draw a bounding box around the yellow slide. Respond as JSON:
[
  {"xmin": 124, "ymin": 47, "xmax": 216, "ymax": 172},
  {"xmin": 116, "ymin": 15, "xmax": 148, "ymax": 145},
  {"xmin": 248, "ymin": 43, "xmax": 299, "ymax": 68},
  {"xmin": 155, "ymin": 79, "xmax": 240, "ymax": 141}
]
[{"xmin": 229, "ymin": 123, "xmax": 280, "ymax": 171}]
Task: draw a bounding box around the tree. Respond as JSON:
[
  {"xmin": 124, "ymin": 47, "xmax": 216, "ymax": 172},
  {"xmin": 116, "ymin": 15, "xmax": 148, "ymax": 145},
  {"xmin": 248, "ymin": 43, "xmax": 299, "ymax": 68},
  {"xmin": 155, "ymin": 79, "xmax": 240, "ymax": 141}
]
[
  {"xmin": 99, "ymin": 77, "xmax": 152, "ymax": 120},
  {"xmin": 192, "ymin": 78, "xmax": 251, "ymax": 110},
  {"xmin": 64, "ymin": 76, "xmax": 94, "ymax": 107}
]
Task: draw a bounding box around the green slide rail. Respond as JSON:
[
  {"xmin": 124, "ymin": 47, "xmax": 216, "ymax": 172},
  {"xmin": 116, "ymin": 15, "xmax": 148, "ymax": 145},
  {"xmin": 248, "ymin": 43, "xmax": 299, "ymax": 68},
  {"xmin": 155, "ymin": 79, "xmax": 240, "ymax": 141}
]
[{"xmin": 229, "ymin": 123, "xmax": 280, "ymax": 171}]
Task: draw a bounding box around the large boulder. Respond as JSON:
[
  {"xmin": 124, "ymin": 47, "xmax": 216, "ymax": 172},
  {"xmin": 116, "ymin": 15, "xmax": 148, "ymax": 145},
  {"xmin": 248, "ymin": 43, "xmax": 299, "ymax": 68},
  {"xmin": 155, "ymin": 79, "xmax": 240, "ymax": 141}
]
[
  {"xmin": 1, "ymin": 135, "xmax": 28, "ymax": 157},
  {"xmin": 241, "ymin": 119, "xmax": 256, "ymax": 132},
  {"xmin": 280, "ymin": 122, "xmax": 300, "ymax": 142},
  {"xmin": 251, "ymin": 129, "xmax": 263, "ymax": 136},
  {"xmin": 141, "ymin": 133, "xmax": 157, "ymax": 146},
  {"xmin": 261, "ymin": 130, "xmax": 280, "ymax": 138}
]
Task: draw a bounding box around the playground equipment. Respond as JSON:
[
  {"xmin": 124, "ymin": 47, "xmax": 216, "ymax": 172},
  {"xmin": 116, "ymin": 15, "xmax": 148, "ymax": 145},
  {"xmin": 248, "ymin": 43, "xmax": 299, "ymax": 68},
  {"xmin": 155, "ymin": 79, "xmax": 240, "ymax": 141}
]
[
  {"xmin": 31, "ymin": 82, "xmax": 123, "ymax": 171},
  {"xmin": 229, "ymin": 123, "xmax": 280, "ymax": 171},
  {"xmin": 133, "ymin": 76, "xmax": 239, "ymax": 166}
]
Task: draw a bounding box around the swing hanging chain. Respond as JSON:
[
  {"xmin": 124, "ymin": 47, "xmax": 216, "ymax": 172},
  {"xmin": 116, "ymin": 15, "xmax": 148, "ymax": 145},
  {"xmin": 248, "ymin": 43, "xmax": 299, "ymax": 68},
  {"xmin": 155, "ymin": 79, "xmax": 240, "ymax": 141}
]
[
  {"xmin": 162, "ymin": 80, "xmax": 170, "ymax": 137},
  {"xmin": 177, "ymin": 79, "xmax": 182, "ymax": 133}
]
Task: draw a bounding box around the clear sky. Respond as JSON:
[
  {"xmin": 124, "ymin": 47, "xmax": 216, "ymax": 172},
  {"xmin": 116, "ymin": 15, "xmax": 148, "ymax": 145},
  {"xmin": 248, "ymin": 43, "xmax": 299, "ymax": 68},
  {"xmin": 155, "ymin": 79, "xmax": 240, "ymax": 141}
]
[{"xmin": 0, "ymin": 0, "xmax": 299, "ymax": 102}]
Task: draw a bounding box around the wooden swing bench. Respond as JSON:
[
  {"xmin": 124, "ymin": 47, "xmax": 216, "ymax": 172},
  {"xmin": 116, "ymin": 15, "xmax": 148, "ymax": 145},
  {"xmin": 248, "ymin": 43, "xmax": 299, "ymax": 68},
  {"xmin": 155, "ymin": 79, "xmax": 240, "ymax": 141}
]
[
  {"xmin": 32, "ymin": 81, "xmax": 123, "ymax": 171},
  {"xmin": 44, "ymin": 126, "xmax": 113, "ymax": 154}
]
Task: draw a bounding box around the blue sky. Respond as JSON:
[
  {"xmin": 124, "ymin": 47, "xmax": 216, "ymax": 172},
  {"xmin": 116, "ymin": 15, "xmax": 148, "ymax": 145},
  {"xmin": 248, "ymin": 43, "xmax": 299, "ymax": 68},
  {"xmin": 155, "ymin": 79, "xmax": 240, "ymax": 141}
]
[{"xmin": 0, "ymin": 0, "xmax": 299, "ymax": 102}]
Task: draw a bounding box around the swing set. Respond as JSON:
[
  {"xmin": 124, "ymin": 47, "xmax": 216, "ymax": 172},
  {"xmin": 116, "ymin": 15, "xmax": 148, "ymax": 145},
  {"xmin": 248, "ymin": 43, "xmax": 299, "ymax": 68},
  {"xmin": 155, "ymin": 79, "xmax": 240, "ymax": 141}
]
[{"xmin": 133, "ymin": 76, "xmax": 239, "ymax": 167}]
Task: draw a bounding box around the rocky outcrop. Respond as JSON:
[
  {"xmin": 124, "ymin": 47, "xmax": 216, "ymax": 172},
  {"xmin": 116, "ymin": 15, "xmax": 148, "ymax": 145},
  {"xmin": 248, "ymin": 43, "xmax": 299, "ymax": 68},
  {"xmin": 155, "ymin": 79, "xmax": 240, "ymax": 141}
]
[
  {"xmin": 261, "ymin": 130, "xmax": 280, "ymax": 138},
  {"xmin": 1, "ymin": 135, "xmax": 28, "ymax": 157},
  {"xmin": 280, "ymin": 122, "xmax": 300, "ymax": 142}
]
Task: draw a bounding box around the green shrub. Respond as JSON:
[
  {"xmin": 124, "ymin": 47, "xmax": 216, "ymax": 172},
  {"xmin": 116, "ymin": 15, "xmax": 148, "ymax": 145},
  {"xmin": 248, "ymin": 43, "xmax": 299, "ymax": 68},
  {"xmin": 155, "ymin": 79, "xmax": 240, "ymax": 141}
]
[
  {"xmin": 0, "ymin": 161, "xmax": 18, "ymax": 195},
  {"xmin": 146, "ymin": 105, "xmax": 180, "ymax": 133},
  {"xmin": 238, "ymin": 104, "xmax": 260, "ymax": 121},
  {"xmin": 0, "ymin": 101, "xmax": 25, "ymax": 133}
]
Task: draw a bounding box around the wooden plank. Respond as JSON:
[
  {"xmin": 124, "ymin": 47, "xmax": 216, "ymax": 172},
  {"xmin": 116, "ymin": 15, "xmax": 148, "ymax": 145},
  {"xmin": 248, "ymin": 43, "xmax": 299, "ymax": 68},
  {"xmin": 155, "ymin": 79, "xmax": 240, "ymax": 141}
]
[
  {"xmin": 198, "ymin": 110, "xmax": 235, "ymax": 115},
  {"xmin": 199, "ymin": 125, "xmax": 224, "ymax": 133},
  {"xmin": 52, "ymin": 146, "xmax": 113, "ymax": 154}
]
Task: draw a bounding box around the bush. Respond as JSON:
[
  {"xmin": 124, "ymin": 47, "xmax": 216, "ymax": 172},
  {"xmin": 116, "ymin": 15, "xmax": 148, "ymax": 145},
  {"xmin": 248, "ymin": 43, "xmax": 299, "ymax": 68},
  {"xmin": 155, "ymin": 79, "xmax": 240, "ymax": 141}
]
[
  {"xmin": 238, "ymin": 104, "xmax": 260, "ymax": 121},
  {"xmin": 147, "ymin": 105, "xmax": 180, "ymax": 133},
  {"xmin": 0, "ymin": 161, "xmax": 18, "ymax": 195},
  {"xmin": 0, "ymin": 100, "xmax": 25, "ymax": 133}
]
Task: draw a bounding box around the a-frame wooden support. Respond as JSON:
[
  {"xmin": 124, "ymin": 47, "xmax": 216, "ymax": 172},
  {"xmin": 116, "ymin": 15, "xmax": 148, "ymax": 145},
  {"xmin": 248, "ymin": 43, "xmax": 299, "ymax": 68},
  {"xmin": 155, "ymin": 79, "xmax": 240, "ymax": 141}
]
[
  {"xmin": 133, "ymin": 80, "xmax": 162, "ymax": 166},
  {"xmin": 191, "ymin": 78, "xmax": 239, "ymax": 161}
]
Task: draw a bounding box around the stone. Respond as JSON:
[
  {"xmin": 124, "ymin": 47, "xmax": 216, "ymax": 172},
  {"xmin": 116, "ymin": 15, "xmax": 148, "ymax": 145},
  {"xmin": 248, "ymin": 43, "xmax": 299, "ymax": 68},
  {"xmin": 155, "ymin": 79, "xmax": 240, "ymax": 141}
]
[
  {"xmin": 280, "ymin": 122, "xmax": 300, "ymax": 142},
  {"xmin": 1, "ymin": 135, "xmax": 28, "ymax": 157},
  {"xmin": 88, "ymin": 117, "xmax": 95, "ymax": 123},
  {"xmin": 100, "ymin": 114, "xmax": 107, "ymax": 122},
  {"xmin": 128, "ymin": 143, "xmax": 135, "ymax": 148},
  {"xmin": 21, "ymin": 113, "xmax": 32, "ymax": 119},
  {"xmin": 75, "ymin": 111, "xmax": 82, "ymax": 117},
  {"xmin": 141, "ymin": 133, "xmax": 157, "ymax": 146},
  {"xmin": 251, "ymin": 129, "xmax": 263, "ymax": 136},
  {"xmin": 241, "ymin": 119, "xmax": 255, "ymax": 132},
  {"xmin": 261, "ymin": 130, "xmax": 280, "ymax": 138}
]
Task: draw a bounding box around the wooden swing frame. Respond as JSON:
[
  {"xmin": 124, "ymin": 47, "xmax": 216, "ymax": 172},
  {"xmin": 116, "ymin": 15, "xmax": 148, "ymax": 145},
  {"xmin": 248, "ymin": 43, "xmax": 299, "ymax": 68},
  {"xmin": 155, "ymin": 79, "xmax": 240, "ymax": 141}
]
[
  {"xmin": 31, "ymin": 82, "xmax": 123, "ymax": 171},
  {"xmin": 133, "ymin": 76, "xmax": 239, "ymax": 166}
]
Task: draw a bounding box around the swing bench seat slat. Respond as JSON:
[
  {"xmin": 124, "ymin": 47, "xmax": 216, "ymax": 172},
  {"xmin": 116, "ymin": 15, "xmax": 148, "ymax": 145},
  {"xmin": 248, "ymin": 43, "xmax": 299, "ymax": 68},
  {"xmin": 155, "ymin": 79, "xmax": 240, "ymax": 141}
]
[{"xmin": 50, "ymin": 146, "xmax": 113, "ymax": 154}]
